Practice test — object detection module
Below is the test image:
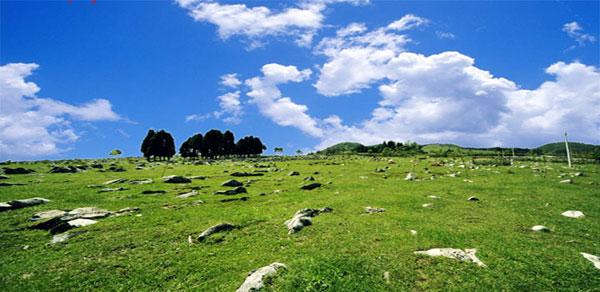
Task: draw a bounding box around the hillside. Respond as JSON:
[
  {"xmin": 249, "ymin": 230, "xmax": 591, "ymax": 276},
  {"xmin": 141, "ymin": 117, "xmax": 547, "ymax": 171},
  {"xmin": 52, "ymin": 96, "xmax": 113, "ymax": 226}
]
[
  {"xmin": 317, "ymin": 142, "xmax": 367, "ymax": 154},
  {"xmin": 534, "ymin": 142, "xmax": 600, "ymax": 157}
]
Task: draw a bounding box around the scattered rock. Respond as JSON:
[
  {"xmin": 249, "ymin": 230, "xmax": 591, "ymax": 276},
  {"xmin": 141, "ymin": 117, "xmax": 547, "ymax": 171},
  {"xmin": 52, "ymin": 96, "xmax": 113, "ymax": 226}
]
[
  {"xmin": 304, "ymin": 176, "xmax": 315, "ymax": 181},
  {"xmin": 560, "ymin": 179, "xmax": 572, "ymax": 184},
  {"xmin": 531, "ymin": 225, "xmax": 551, "ymax": 232},
  {"xmin": 410, "ymin": 230, "xmax": 418, "ymax": 235},
  {"xmin": 285, "ymin": 207, "xmax": 332, "ymax": 234},
  {"xmin": 129, "ymin": 179, "xmax": 153, "ymax": 185},
  {"xmin": 215, "ymin": 186, "xmax": 247, "ymax": 195},
  {"xmin": 236, "ymin": 263, "xmax": 287, "ymax": 292},
  {"xmin": 49, "ymin": 166, "xmax": 80, "ymax": 173},
  {"xmin": 220, "ymin": 197, "xmax": 250, "ymax": 203},
  {"xmin": 467, "ymin": 196, "xmax": 479, "ymax": 201},
  {"xmin": 65, "ymin": 207, "xmax": 111, "ymax": 219},
  {"xmin": 189, "ymin": 175, "xmax": 207, "ymax": 180},
  {"xmin": 142, "ymin": 190, "xmax": 166, "ymax": 195},
  {"xmin": 230, "ymin": 172, "xmax": 263, "ymax": 177},
  {"xmin": 222, "ymin": 179, "xmax": 243, "ymax": 187},
  {"xmin": 300, "ymin": 182, "xmax": 321, "ymax": 190},
  {"xmin": 405, "ymin": 173, "xmax": 416, "ymax": 181},
  {"xmin": 107, "ymin": 165, "xmax": 126, "ymax": 172},
  {"xmin": 414, "ymin": 248, "xmax": 486, "ymax": 267},
  {"xmin": 51, "ymin": 231, "xmax": 86, "ymax": 244},
  {"xmin": 288, "ymin": 171, "xmax": 300, "ymax": 176},
  {"xmin": 422, "ymin": 203, "xmax": 433, "ymax": 208},
  {"xmin": 0, "ymin": 182, "xmax": 25, "ymax": 187},
  {"xmin": 561, "ymin": 210, "xmax": 585, "ymax": 219},
  {"xmin": 364, "ymin": 206, "xmax": 385, "ymax": 214},
  {"xmin": 163, "ymin": 175, "xmax": 192, "ymax": 183},
  {"xmin": 113, "ymin": 207, "xmax": 140, "ymax": 216},
  {"xmin": 375, "ymin": 168, "xmax": 386, "ymax": 173},
  {"xmin": 176, "ymin": 190, "xmax": 198, "ymax": 199},
  {"xmin": 581, "ymin": 252, "xmax": 600, "ymax": 270},
  {"xmin": 104, "ymin": 178, "xmax": 128, "ymax": 185},
  {"xmin": 0, "ymin": 175, "xmax": 9, "ymax": 179},
  {"xmin": 29, "ymin": 210, "xmax": 66, "ymax": 221},
  {"xmin": 198, "ymin": 223, "xmax": 236, "ymax": 242},
  {"xmin": 2, "ymin": 167, "xmax": 35, "ymax": 174},
  {"xmin": 428, "ymin": 195, "xmax": 440, "ymax": 199},
  {"xmin": 99, "ymin": 187, "xmax": 127, "ymax": 193},
  {"xmin": 0, "ymin": 197, "xmax": 50, "ymax": 212}
]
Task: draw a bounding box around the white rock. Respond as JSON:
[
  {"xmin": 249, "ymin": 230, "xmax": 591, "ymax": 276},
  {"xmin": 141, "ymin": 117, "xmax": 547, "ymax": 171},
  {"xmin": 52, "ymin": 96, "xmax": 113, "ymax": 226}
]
[
  {"xmin": 410, "ymin": 230, "xmax": 418, "ymax": 235},
  {"xmin": 414, "ymin": 248, "xmax": 486, "ymax": 267},
  {"xmin": 236, "ymin": 263, "xmax": 287, "ymax": 292},
  {"xmin": 561, "ymin": 210, "xmax": 585, "ymax": 218},
  {"xmin": 405, "ymin": 173, "xmax": 416, "ymax": 181},
  {"xmin": 285, "ymin": 208, "xmax": 332, "ymax": 234},
  {"xmin": 559, "ymin": 179, "xmax": 572, "ymax": 184},
  {"xmin": 531, "ymin": 225, "xmax": 551, "ymax": 232},
  {"xmin": 67, "ymin": 218, "xmax": 97, "ymax": 228},
  {"xmin": 176, "ymin": 190, "xmax": 198, "ymax": 199},
  {"xmin": 364, "ymin": 206, "xmax": 385, "ymax": 214},
  {"xmin": 51, "ymin": 231, "xmax": 85, "ymax": 244},
  {"xmin": 29, "ymin": 210, "xmax": 66, "ymax": 221},
  {"xmin": 427, "ymin": 195, "xmax": 440, "ymax": 199},
  {"xmin": 581, "ymin": 252, "xmax": 600, "ymax": 270},
  {"xmin": 422, "ymin": 203, "xmax": 433, "ymax": 208}
]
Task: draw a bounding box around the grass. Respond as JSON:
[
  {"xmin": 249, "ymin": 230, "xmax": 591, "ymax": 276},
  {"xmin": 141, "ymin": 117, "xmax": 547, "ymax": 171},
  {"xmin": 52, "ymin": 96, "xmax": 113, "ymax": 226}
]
[{"xmin": 1, "ymin": 156, "xmax": 599, "ymax": 291}]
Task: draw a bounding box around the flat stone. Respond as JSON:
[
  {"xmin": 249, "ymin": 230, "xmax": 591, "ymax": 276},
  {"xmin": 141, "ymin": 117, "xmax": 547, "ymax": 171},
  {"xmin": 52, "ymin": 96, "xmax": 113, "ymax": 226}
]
[
  {"xmin": 364, "ymin": 206, "xmax": 385, "ymax": 214},
  {"xmin": 0, "ymin": 197, "xmax": 50, "ymax": 212},
  {"xmin": 581, "ymin": 252, "xmax": 600, "ymax": 270},
  {"xmin": 304, "ymin": 176, "xmax": 315, "ymax": 181},
  {"xmin": 198, "ymin": 223, "xmax": 236, "ymax": 242},
  {"xmin": 66, "ymin": 207, "xmax": 111, "ymax": 219},
  {"xmin": 142, "ymin": 190, "xmax": 166, "ymax": 194},
  {"xmin": 236, "ymin": 263, "xmax": 287, "ymax": 292},
  {"xmin": 230, "ymin": 172, "xmax": 263, "ymax": 177},
  {"xmin": 2, "ymin": 167, "xmax": 35, "ymax": 174},
  {"xmin": 220, "ymin": 197, "xmax": 250, "ymax": 203},
  {"xmin": 163, "ymin": 175, "xmax": 191, "ymax": 183},
  {"xmin": 0, "ymin": 175, "xmax": 9, "ymax": 179},
  {"xmin": 467, "ymin": 196, "xmax": 479, "ymax": 201},
  {"xmin": 49, "ymin": 166, "xmax": 80, "ymax": 173},
  {"xmin": 414, "ymin": 248, "xmax": 486, "ymax": 267},
  {"xmin": 288, "ymin": 171, "xmax": 300, "ymax": 176},
  {"xmin": 531, "ymin": 225, "xmax": 551, "ymax": 232},
  {"xmin": 98, "ymin": 187, "xmax": 126, "ymax": 192},
  {"xmin": 0, "ymin": 182, "xmax": 25, "ymax": 187},
  {"xmin": 29, "ymin": 210, "xmax": 66, "ymax": 221},
  {"xmin": 189, "ymin": 176, "xmax": 207, "ymax": 180},
  {"xmin": 405, "ymin": 173, "xmax": 416, "ymax": 181},
  {"xmin": 422, "ymin": 203, "xmax": 433, "ymax": 208},
  {"xmin": 222, "ymin": 179, "xmax": 243, "ymax": 187},
  {"xmin": 129, "ymin": 179, "xmax": 153, "ymax": 185},
  {"xmin": 410, "ymin": 230, "xmax": 418, "ymax": 235},
  {"xmin": 560, "ymin": 179, "xmax": 572, "ymax": 184},
  {"xmin": 51, "ymin": 231, "xmax": 85, "ymax": 244},
  {"xmin": 215, "ymin": 186, "xmax": 247, "ymax": 195},
  {"xmin": 428, "ymin": 195, "xmax": 440, "ymax": 199},
  {"xmin": 176, "ymin": 190, "xmax": 198, "ymax": 199},
  {"xmin": 67, "ymin": 218, "xmax": 97, "ymax": 228},
  {"xmin": 285, "ymin": 207, "xmax": 332, "ymax": 234},
  {"xmin": 300, "ymin": 182, "xmax": 322, "ymax": 190},
  {"xmin": 561, "ymin": 210, "xmax": 585, "ymax": 218},
  {"xmin": 104, "ymin": 178, "xmax": 128, "ymax": 185}
]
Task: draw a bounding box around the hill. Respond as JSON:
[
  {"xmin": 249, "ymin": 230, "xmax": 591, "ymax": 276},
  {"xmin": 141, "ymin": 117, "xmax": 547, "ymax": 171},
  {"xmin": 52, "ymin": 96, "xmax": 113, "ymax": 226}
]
[
  {"xmin": 317, "ymin": 142, "xmax": 367, "ymax": 154},
  {"xmin": 534, "ymin": 142, "xmax": 600, "ymax": 157}
]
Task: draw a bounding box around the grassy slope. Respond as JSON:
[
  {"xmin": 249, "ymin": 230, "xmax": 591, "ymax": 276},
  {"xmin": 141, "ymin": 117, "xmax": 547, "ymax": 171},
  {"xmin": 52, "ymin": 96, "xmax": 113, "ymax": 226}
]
[{"xmin": 1, "ymin": 157, "xmax": 599, "ymax": 291}]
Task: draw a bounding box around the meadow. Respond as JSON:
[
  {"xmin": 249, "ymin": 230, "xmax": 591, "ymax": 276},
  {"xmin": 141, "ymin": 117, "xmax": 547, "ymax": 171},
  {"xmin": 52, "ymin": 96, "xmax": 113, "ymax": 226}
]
[{"xmin": 1, "ymin": 156, "xmax": 599, "ymax": 291}]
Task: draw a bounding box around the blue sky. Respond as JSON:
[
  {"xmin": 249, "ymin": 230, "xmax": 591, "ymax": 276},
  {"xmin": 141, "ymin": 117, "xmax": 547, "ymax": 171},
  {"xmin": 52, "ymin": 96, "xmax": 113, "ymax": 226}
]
[{"xmin": 1, "ymin": 0, "xmax": 599, "ymax": 160}]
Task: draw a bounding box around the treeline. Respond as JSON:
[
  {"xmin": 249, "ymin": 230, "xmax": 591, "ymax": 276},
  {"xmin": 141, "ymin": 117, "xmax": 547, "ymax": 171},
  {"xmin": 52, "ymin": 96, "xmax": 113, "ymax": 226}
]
[
  {"xmin": 318, "ymin": 141, "xmax": 423, "ymax": 156},
  {"xmin": 140, "ymin": 129, "xmax": 266, "ymax": 160}
]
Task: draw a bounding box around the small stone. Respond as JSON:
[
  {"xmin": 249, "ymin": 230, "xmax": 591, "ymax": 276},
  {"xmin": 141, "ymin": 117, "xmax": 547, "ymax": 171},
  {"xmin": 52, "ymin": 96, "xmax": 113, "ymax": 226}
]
[
  {"xmin": 177, "ymin": 190, "xmax": 198, "ymax": 199},
  {"xmin": 230, "ymin": 172, "xmax": 263, "ymax": 177},
  {"xmin": 428, "ymin": 195, "xmax": 440, "ymax": 199},
  {"xmin": 198, "ymin": 223, "xmax": 236, "ymax": 242},
  {"xmin": 300, "ymin": 182, "xmax": 322, "ymax": 190},
  {"xmin": 410, "ymin": 230, "xmax": 418, "ymax": 235},
  {"xmin": 561, "ymin": 210, "xmax": 585, "ymax": 218},
  {"xmin": 303, "ymin": 176, "xmax": 315, "ymax": 181},
  {"xmin": 364, "ymin": 206, "xmax": 385, "ymax": 214},
  {"xmin": 163, "ymin": 175, "xmax": 191, "ymax": 183},
  {"xmin": 414, "ymin": 248, "xmax": 486, "ymax": 267},
  {"xmin": 422, "ymin": 203, "xmax": 433, "ymax": 208},
  {"xmin": 189, "ymin": 176, "xmax": 207, "ymax": 180},
  {"xmin": 383, "ymin": 271, "xmax": 391, "ymax": 283},
  {"xmin": 215, "ymin": 186, "xmax": 247, "ymax": 195},
  {"xmin": 467, "ymin": 196, "xmax": 479, "ymax": 201},
  {"xmin": 2, "ymin": 167, "xmax": 35, "ymax": 174},
  {"xmin": 0, "ymin": 197, "xmax": 49, "ymax": 212},
  {"xmin": 129, "ymin": 179, "xmax": 153, "ymax": 185},
  {"xmin": 29, "ymin": 210, "xmax": 66, "ymax": 221},
  {"xmin": 581, "ymin": 252, "xmax": 600, "ymax": 270},
  {"xmin": 98, "ymin": 187, "xmax": 126, "ymax": 193},
  {"xmin": 51, "ymin": 231, "xmax": 85, "ymax": 244},
  {"xmin": 560, "ymin": 179, "xmax": 573, "ymax": 184},
  {"xmin": 222, "ymin": 179, "xmax": 243, "ymax": 187},
  {"xmin": 103, "ymin": 178, "xmax": 128, "ymax": 185},
  {"xmin": 142, "ymin": 190, "xmax": 166, "ymax": 195},
  {"xmin": 236, "ymin": 263, "xmax": 287, "ymax": 292},
  {"xmin": 285, "ymin": 207, "xmax": 332, "ymax": 234},
  {"xmin": 405, "ymin": 173, "xmax": 416, "ymax": 181},
  {"xmin": 288, "ymin": 171, "xmax": 300, "ymax": 176},
  {"xmin": 531, "ymin": 225, "xmax": 551, "ymax": 232}
]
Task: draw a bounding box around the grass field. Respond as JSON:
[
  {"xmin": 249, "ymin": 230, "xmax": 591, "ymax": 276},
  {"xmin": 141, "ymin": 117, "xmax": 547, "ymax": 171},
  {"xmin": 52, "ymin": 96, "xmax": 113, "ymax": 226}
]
[{"xmin": 1, "ymin": 156, "xmax": 599, "ymax": 291}]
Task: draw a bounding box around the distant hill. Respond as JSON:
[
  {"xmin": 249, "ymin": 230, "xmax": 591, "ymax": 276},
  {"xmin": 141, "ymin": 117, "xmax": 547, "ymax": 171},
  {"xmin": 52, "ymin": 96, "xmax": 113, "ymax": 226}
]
[
  {"xmin": 318, "ymin": 142, "xmax": 366, "ymax": 155},
  {"xmin": 319, "ymin": 141, "xmax": 600, "ymax": 158},
  {"xmin": 534, "ymin": 142, "xmax": 600, "ymax": 157}
]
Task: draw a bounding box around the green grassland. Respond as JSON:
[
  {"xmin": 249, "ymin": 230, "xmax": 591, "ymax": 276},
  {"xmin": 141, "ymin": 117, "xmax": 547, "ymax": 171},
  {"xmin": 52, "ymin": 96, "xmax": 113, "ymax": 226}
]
[{"xmin": 1, "ymin": 156, "xmax": 599, "ymax": 291}]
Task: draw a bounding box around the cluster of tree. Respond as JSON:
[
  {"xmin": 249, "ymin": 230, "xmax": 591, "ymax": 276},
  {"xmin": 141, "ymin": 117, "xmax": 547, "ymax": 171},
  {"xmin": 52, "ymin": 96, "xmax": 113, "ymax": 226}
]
[
  {"xmin": 179, "ymin": 129, "xmax": 266, "ymax": 159},
  {"xmin": 318, "ymin": 141, "xmax": 423, "ymax": 156},
  {"xmin": 141, "ymin": 130, "xmax": 176, "ymax": 160}
]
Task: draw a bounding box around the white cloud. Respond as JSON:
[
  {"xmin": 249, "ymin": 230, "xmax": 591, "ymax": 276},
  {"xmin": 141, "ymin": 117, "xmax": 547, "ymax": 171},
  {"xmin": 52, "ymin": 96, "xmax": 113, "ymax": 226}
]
[
  {"xmin": 245, "ymin": 63, "xmax": 323, "ymax": 137},
  {"xmin": 387, "ymin": 14, "xmax": 428, "ymax": 31},
  {"xmin": 562, "ymin": 21, "xmax": 596, "ymax": 47},
  {"xmin": 185, "ymin": 113, "xmax": 211, "ymax": 122},
  {"xmin": 0, "ymin": 63, "xmax": 121, "ymax": 159},
  {"xmin": 436, "ymin": 31, "xmax": 455, "ymax": 39},
  {"xmin": 220, "ymin": 73, "xmax": 242, "ymax": 88},
  {"xmin": 215, "ymin": 91, "xmax": 243, "ymax": 124},
  {"xmin": 176, "ymin": 0, "xmax": 369, "ymax": 48}
]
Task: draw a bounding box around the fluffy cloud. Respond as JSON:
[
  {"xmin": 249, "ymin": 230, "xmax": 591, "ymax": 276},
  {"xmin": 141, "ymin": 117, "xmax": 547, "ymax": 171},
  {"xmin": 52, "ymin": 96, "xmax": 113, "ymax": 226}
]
[
  {"xmin": 176, "ymin": 0, "xmax": 368, "ymax": 48},
  {"xmin": 0, "ymin": 63, "xmax": 120, "ymax": 159},
  {"xmin": 562, "ymin": 21, "xmax": 596, "ymax": 47},
  {"xmin": 387, "ymin": 14, "xmax": 428, "ymax": 31},
  {"xmin": 214, "ymin": 91, "xmax": 243, "ymax": 124},
  {"xmin": 220, "ymin": 73, "xmax": 242, "ymax": 88},
  {"xmin": 245, "ymin": 64, "xmax": 323, "ymax": 137}
]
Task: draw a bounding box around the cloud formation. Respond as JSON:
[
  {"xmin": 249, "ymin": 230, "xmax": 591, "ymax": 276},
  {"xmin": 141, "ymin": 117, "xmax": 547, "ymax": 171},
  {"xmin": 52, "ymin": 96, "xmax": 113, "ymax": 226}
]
[
  {"xmin": 562, "ymin": 21, "xmax": 596, "ymax": 47},
  {"xmin": 0, "ymin": 63, "xmax": 120, "ymax": 159},
  {"xmin": 245, "ymin": 63, "xmax": 323, "ymax": 137}
]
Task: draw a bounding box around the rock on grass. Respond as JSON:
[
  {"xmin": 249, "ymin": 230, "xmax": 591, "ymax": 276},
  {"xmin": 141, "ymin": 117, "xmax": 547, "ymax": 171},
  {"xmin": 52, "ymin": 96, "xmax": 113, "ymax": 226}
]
[
  {"xmin": 285, "ymin": 207, "xmax": 332, "ymax": 234},
  {"xmin": 236, "ymin": 263, "xmax": 287, "ymax": 292},
  {"xmin": 414, "ymin": 248, "xmax": 486, "ymax": 267},
  {"xmin": 197, "ymin": 223, "xmax": 236, "ymax": 242}
]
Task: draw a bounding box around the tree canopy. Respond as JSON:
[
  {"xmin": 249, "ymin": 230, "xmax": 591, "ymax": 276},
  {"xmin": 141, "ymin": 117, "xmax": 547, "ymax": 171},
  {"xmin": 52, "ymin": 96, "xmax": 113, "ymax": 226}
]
[{"xmin": 140, "ymin": 129, "xmax": 176, "ymax": 160}]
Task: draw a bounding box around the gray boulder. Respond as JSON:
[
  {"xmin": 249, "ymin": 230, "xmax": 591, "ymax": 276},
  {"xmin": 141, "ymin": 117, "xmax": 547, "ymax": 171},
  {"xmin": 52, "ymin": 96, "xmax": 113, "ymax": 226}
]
[
  {"xmin": 215, "ymin": 186, "xmax": 247, "ymax": 195},
  {"xmin": 0, "ymin": 197, "xmax": 50, "ymax": 212},
  {"xmin": 163, "ymin": 175, "xmax": 191, "ymax": 183},
  {"xmin": 198, "ymin": 223, "xmax": 236, "ymax": 242},
  {"xmin": 285, "ymin": 207, "xmax": 333, "ymax": 234},
  {"xmin": 236, "ymin": 263, "xmax": 287, "ymax": 292},
  {"xmin": 222, "ymin": 179, "xmax": 243, "ymax": 187},
  {"xmin": 300, "ymin": 182, "xmax": 322, "ymax": 190}
]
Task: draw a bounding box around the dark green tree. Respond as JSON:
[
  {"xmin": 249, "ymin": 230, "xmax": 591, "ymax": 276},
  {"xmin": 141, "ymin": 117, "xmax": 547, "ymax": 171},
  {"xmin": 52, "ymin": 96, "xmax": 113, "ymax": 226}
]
[
  {"xmin": 141, "ymin": 129, "xmax": 156, "ymax": 160},
  {"xmin": 203, "ymin": 129, "xmax": 224, "ymax": 158},
  {"xmin": 223, "ymin": 130, "xmax": 235, "ymax": 156}
]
